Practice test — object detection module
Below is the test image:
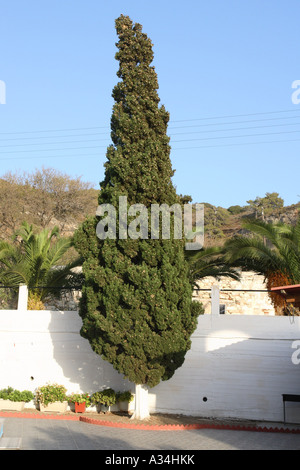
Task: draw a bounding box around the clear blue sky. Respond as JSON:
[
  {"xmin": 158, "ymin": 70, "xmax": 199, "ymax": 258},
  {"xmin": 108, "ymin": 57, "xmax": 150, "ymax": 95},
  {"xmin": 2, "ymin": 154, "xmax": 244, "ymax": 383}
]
[{"xmin": 0, "ymin": 0, "xmax": 299, "ymax": 208}]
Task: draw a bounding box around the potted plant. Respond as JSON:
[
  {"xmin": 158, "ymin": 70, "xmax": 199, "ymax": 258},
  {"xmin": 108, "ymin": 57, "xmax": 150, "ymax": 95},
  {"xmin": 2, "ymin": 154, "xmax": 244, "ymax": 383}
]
[
  {"xmin": 68, "ymin": 392, "xmax": 90, "ymax": 413},
  {"xmin": 36, "ymin": 383, "xmax": 68, "ymax": 413},
  {"xmin": 0, "ymin": 387, "xmax": 34, "ymax": 411},
  {"xmin": 116, "ymin": 390, "xmax": 134, "ymax": 413},
  {"xmin": 91, "ymin": 388, "xmax": 116, "ymax": 413}
]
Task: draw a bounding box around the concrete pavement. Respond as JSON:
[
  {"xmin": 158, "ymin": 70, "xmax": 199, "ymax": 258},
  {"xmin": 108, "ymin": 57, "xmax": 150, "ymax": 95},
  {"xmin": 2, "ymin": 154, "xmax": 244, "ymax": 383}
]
[{"xmin": 1, "ymin": 416, "xmax": 300, "ymax": 451}]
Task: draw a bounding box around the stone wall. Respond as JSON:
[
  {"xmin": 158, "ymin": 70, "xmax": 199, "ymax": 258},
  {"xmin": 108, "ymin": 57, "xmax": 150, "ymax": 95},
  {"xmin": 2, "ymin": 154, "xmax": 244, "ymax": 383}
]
[
  {"xmin": 42, "ymin": 271, "xmax": 276, "ymax": 315},
  {"xmin": 193, "ymin": 271, "xmax": 275, "ymax": 315}
]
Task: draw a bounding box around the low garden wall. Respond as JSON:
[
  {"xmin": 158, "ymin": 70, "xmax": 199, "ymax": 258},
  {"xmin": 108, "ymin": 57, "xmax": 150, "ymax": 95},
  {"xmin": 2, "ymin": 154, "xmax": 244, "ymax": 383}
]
[
  {"xmin": 149, "ymin": 312, "xmax": 300, "ymax": 423},
  {"xmin": 193, "ymin": 271, "xmax": 276, "ymax": 315},
  {"xmin": 0, "ymin": 297, "xmax": 299, "ymax": 423}
]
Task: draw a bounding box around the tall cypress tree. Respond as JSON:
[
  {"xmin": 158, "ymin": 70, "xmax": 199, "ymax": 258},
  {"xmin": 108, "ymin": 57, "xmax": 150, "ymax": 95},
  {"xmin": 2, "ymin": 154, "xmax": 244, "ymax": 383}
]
[{"xmin": 74, "ymin": 15, "xmax": 203, "ymax": 412}]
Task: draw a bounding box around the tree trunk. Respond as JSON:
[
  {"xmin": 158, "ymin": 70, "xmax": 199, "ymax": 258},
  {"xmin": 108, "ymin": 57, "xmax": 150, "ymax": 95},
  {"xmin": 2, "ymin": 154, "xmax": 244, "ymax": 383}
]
[{"xmin": 130, "ymin": 384, "xmax": 150, "ymax": 420}]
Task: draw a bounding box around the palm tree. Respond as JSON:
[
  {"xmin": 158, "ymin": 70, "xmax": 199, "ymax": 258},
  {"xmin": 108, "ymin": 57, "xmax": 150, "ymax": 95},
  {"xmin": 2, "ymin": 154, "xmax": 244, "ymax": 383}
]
[
  {"xmin": 224, "ymin": 215, "xmax": 300, "ymax": 313},
  {"xmin": 186, "ymin": 245, "xmax": 240, "ymax": 285},
  {"xmin": 0, "ymin": 222, "xmax": 82, "ymax": 308}
]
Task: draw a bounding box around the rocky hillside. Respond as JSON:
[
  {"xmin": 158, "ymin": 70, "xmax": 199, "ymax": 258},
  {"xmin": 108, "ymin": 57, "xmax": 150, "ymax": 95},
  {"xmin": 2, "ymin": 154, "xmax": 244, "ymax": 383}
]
[
  {"xmin": 0, "ymin": 170, "xmax": 298, "ymax": 248},
  {"xmin": 202, "ymin": 201, "xmax": 300, "ymax": 247}
]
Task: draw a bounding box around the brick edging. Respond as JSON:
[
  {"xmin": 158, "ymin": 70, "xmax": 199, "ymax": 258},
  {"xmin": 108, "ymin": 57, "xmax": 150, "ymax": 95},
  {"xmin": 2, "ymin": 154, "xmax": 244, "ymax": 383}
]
[
  {"xmin": 0, "ymin": 411, "xmax": 299, "ymax": 434},
  {"xmin": 79, "ymin": 416, "xmax": 300, "ymax": 433}
]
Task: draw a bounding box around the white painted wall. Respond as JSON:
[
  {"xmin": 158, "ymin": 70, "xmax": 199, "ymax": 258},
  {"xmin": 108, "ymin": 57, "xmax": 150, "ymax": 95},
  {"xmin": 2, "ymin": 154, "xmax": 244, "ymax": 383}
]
[
  {"xmin": 149, "ymin": 314, "xmax": 300, "ymax": 423},
  {"xmin": 0, "ymin": 309, "xmax": 132, "ymax": 396},
  {"xmin": 0, "ymin": 301, "xmax": 300, "ymax": 423}
]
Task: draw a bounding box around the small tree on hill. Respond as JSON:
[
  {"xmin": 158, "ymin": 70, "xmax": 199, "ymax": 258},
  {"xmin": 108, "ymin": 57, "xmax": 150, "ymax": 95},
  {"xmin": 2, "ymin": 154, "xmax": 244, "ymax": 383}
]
[
  {"xmin": 74, "ymin": 15, "xmax": 203, "ymax": 419},
  {"xmin": 247, "ymin": 192, "xmax": 284, "ymax": 219}
]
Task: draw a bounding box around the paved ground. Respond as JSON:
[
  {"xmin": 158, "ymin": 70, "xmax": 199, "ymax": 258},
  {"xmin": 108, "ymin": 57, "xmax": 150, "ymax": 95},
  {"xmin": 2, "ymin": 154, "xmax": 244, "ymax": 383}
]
[{"xmin": 1, "ymin": 417, "xmax": 300, "ymax": 451}]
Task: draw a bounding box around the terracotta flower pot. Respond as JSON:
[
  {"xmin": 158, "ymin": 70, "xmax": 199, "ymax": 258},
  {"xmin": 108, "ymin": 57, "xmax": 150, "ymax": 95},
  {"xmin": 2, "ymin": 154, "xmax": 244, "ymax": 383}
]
[{"xmin": 74, "ymin": 402, "xmax": 86, "ymax": 413}]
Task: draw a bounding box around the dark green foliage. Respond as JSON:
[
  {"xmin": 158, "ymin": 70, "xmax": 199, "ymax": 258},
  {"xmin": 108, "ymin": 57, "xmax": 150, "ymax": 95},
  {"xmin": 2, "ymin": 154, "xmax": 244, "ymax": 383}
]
[
  {"xmin": 74, "ymin": 15, "xmax": 203, "ymax": 388},
  {"xmin": 91, "ymin": 388, "xmax": 117, "ymax": 406},
  {"xmin": 116, "ymin": 390, "xmax": 134, "ymax": 403},
  {"xmin": 100, "ymin": 16, "xmax": 177, "ymax": 208}
]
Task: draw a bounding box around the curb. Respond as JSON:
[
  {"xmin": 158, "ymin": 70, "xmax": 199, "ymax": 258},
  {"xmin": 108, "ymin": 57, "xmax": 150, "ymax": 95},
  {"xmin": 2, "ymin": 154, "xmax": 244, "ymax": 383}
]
[
  {"xmin": 79, "ymin": 416, "xmax": 300, "ymax": 433},
  {"xmin": 0, "ymin": 411, "xmax": 299, "ymax": 434}
]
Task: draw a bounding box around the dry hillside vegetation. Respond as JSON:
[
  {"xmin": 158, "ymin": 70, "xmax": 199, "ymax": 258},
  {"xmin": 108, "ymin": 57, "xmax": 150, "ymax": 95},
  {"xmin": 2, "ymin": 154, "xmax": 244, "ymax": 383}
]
[{"xmin": 0, "ymin": 168, "xmax": 298, "ymax": 248}]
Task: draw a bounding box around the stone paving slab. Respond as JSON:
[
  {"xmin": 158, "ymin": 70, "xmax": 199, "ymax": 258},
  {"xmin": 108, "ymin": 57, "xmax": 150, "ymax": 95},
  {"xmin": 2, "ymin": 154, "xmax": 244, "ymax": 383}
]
[
  {"xmin": 1, "ymin": 409, "xmax": 300, "ymax": 433},
  {"xmin": 1, "ymin": 417, "xmax": 300, "ymax": 451},
  {"xmin": 0, "ymin": 437, "xmax": 22, "ymax": 450}
]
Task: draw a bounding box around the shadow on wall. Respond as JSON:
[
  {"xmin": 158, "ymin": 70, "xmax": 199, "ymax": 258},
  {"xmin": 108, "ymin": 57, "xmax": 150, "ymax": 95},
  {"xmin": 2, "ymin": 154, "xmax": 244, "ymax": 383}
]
[
  {"xmin": 47, "ymin": 310, "xmax": 133, "ymax": 395},
  {"xmin": 44, "ymin": 311, "xmax": 300, "ymax": 423}
]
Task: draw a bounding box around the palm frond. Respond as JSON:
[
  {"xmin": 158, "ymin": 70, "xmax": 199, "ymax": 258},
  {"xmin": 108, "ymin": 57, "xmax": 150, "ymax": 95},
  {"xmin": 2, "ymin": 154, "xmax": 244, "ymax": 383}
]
[
  {"xmin": 1, "ymin": 263, "xmax": 29, "ymax": 287},
  {"xmin": 186, "ymin": 246, "xmax": 240, "ymax": 284},
  {"xmin": 241, "ymin": 218, "xmax": 288, "ymax": 247},
  {"xmin": 0, "ymin": 223, "xmax": 83, "ymax": 301},
  {"xmin": 224, "ymin": 213, "xmax": 300, "ymax": 284}
]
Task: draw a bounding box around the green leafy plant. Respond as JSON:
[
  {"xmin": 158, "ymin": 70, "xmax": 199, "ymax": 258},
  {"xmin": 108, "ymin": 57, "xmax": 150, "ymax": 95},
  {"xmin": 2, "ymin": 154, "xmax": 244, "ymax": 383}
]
[
  {"xmin": 67, "ymin": 392, "xmax": 90, "ymax": 406},
  {"xmin": 91, "ymin": 388, "xmax": 116, "ymax": 407},
  {"xmin": 185, "ymin": 245, "xmax": 240, "ymax": 285},
  {"xmin": 116, "ymin": 391, "xmax": 134, "ymax": 403},
  {"xmin": 35, "ymin": 383, "xmax": 67, "ymax": 406},
  {"xmin": 224, "ymin": 215, "xmax": 300, "ymax": 314},
  {"xmin": 0, "ymin": 221, "xmax": 82, "ymax": 308},
  {"xmin": 0, "ymin": 387, "xmax": 34, "ymax": 402}
]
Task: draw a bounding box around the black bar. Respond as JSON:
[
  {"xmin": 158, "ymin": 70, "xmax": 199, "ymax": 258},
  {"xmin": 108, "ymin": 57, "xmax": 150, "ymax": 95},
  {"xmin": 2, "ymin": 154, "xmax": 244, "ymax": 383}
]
[
  {"xmin": 282, "ymin": 394, "xmax": 300, "ymax": 424},
  {"xmin": 194, "ymin": 288, "xmax": 271, "ymax": 292},
  {"xmin": 282, "ymin": 394, "xmax": 300, "ymax": 402}
]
